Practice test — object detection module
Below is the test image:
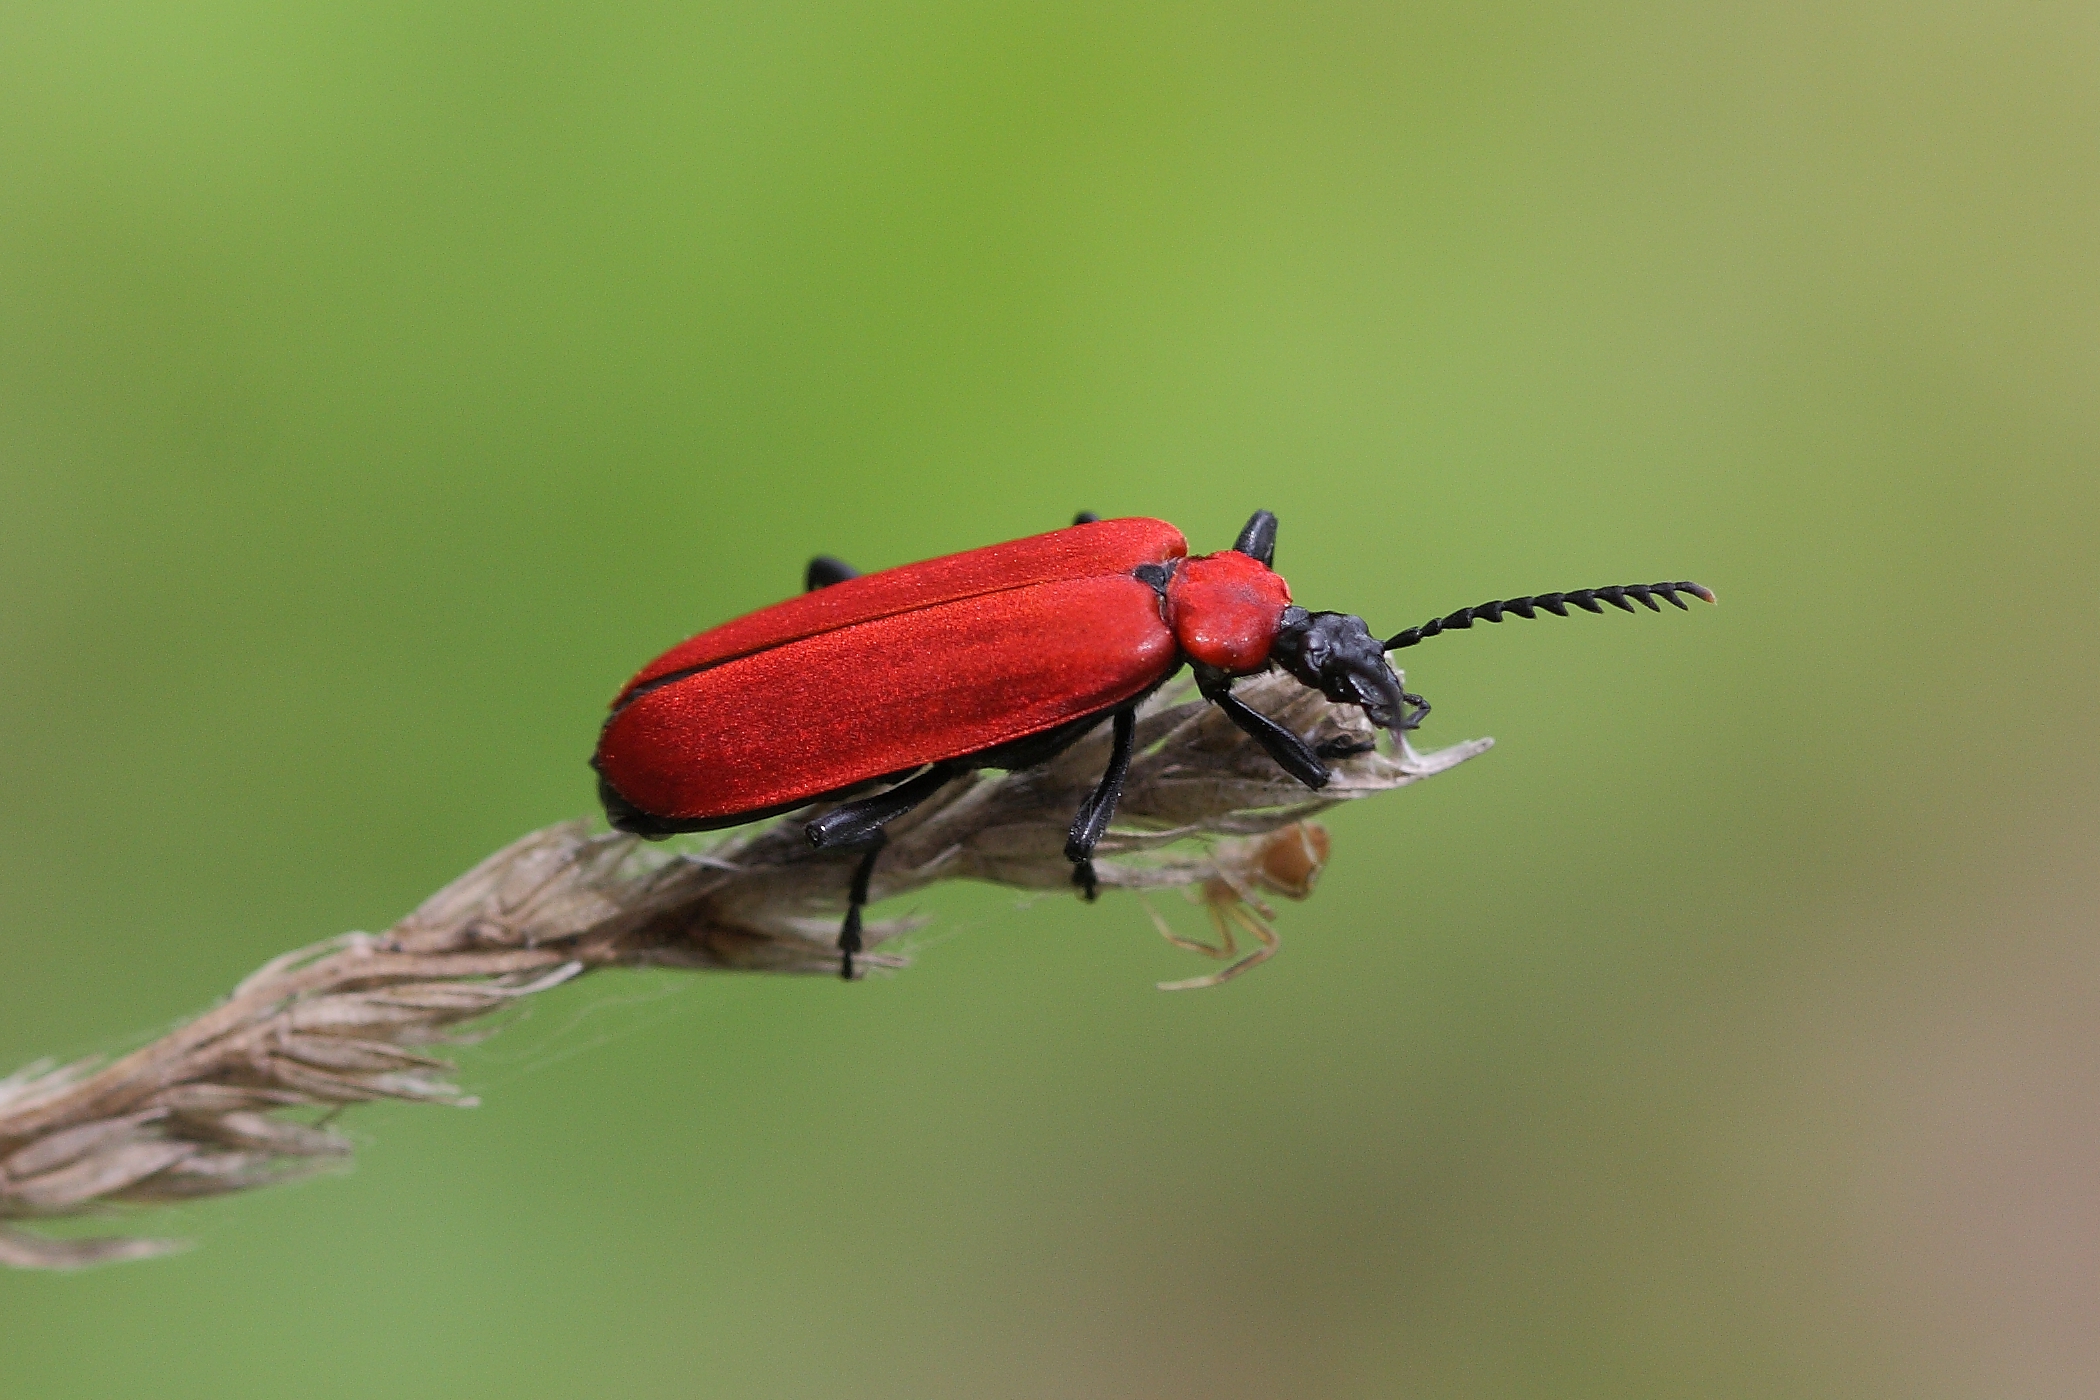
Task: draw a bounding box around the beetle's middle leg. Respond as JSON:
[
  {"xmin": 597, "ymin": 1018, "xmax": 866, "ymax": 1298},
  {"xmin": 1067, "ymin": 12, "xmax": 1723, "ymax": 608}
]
[
  {"xmin": 806, "ymin": 762, "xmax": 963, "ymax": 979},
  {"xmin": 1064, "ymin": 706, "xmax": 1137, "ymax": 901}
]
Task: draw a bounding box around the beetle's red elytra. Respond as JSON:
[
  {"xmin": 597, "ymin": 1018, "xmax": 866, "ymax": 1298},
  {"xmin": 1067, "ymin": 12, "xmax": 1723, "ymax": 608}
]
[
  {"xmin": 598, "ymin": 573, "xmax": 1176, "ymax": 821},
  {"xmin": 592, "ymin": 510, "xmax": 1712, "ymax": 978},
  {"xmin": 611, "ymin": 517, "xmax": 1188, "ymax": 709}
]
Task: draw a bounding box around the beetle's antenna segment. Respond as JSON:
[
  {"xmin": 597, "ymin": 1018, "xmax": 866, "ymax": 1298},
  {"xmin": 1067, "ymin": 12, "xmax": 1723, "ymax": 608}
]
[{"xmin": 1384, "ymin": 581, "xmax": 1714, "ymax": 652}]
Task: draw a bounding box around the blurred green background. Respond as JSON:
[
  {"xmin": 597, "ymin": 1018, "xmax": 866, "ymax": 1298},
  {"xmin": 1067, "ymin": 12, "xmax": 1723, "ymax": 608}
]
[{"xmin": 3, "ymin": 3, "xmax": 2096, "ymax": 1396}]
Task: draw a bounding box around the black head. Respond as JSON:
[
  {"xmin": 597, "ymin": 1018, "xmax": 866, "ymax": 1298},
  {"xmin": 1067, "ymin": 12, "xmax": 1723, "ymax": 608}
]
[{"xmin": 1270, "ymin": 606, "xmax": 1427, "ymax": 731}]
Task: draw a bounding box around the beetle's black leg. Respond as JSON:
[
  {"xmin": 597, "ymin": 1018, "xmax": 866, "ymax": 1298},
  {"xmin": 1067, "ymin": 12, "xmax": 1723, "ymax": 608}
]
[
  {"xmin": 1064, "ymin": 707, "xmax": 1137, "ymax": 901},
  {"xmin": 1200, "ymin": 678, "xmax": 1330, "ymax": 789},
  {"xmin": 807, "ymin": 762, "xmax": 965, "ymax": 978},
  {"xmin": 1073, "ymin": 511, "xmax": 1100, "ymax": 525},
  {"xmin": 806, "ymin": 556, "xmax": 860, "ymax": 591},
  {"xmin": 806, "ymin": 762, "xmax": 962, "ymax": 848},
  {"xmin": 834, "ymin": 835, "xmax": 884, "ymax": 980}
]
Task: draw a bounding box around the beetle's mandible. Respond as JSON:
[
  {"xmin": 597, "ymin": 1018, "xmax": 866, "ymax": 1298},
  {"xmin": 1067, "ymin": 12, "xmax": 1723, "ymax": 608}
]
[{"xmin": 591, "ymin": 511, "xmax": 1713, "ymax": 978}]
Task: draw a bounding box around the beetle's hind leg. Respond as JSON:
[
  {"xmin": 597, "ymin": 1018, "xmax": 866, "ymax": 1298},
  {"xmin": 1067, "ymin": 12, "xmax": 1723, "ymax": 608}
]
[
  {"xmin": 1064, "ymin": 707, "xmax": 1137, "ymax": 901},
  {"xmin": 807, "ymin": 762, "xmax": 964, "ymax": 979},
  {"xmin": 831, "ymin": 834, "xmax": 883, "ymax": 980}
]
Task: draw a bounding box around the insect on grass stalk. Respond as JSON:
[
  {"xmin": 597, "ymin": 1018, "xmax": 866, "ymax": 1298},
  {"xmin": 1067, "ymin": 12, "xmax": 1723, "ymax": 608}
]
[{"xmin": 0, "ymin": 671, "xmax": 1488, "ymax": 1270}]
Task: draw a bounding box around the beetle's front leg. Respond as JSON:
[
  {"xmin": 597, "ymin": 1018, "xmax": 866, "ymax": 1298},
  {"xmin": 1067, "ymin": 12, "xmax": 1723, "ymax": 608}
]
[
  {"xmin": 1199, "ymin": 675, "xmax": 1330, "ymax": 790},
  {"xmin": 1064, "ymin": 707, "xmax": 1137, "ymax": 900}
]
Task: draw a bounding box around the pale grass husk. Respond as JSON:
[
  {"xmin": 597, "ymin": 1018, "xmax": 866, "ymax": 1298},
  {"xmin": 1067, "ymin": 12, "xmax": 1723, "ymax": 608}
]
[{"xmin": 0, "ymin": 671, "xmax": 1489, "ymax": 1269}]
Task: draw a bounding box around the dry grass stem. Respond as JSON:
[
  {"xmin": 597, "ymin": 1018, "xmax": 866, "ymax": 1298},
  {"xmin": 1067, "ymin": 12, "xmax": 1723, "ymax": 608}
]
[{"xmin": 0, "ymin": 671, "xmax": 1488, "ymax": 1269}]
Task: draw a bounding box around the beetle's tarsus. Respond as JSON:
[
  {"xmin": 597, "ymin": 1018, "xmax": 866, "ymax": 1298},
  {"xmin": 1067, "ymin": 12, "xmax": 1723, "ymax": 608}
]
[
  {"xmin": 810, "ymin": 768, "xmax": 966, "ymax": 981},
  {"xmin": 839, "ymin": 905, "xmax": 863, "ymax": 979},
  {"xmin": 837, "ymin": 841, "xmax": 881, "ymax": 979}
]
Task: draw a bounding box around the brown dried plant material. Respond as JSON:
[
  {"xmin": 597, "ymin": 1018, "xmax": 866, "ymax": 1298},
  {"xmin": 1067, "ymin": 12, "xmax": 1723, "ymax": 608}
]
[{"xmin": 0, "ymin": 671, "xmax": 1489, "ymax": 1269}]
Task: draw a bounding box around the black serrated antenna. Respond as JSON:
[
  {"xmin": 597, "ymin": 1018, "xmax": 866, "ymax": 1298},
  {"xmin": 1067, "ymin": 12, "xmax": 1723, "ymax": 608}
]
[{"xmin": 1384, "ymin": 581, "xmax": 1715, "ymax": 652}]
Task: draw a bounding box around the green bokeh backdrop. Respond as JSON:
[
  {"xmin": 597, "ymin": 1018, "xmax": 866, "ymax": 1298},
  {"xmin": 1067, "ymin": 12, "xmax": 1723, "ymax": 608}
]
[{"xmin": 4, "ymin": 4, "xmax": 2096, "ymax": 1396}]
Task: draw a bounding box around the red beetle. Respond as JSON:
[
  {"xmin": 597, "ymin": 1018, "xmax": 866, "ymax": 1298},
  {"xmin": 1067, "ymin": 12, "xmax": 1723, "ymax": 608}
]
[{"xmin": 593, "ymin": 511, "xmax": 1711, "ymax": 977}]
